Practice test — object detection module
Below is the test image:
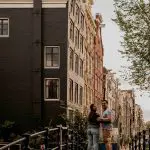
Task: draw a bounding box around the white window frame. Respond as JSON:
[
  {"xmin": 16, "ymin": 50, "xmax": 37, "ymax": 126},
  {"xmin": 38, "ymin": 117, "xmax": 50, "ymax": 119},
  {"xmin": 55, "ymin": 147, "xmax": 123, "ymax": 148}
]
[
  {"xmin": 44, "ymin": 78, "xmax": 60, "ymax": 101},
  {"xmin": 0, "ymin": 18, "xmax": 9, "ymax": 38},
  {"xmin": 44, "ymin": 46, "xmax": 60, "ymax": 69}
]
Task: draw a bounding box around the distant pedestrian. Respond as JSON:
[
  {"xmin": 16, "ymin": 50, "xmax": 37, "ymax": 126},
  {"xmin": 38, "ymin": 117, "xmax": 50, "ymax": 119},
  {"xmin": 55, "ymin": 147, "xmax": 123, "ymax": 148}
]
[{"xmin": 87, "ymin": 104, "xmax": 100, "ymax": 150}]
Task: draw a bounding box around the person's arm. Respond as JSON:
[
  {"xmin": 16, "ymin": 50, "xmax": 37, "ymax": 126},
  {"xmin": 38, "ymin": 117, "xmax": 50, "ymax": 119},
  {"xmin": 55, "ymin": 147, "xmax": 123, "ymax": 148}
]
[
  {"xmin": 96, "ymin": 113, "xmax": 101, "ymax": 122},
  {"xmin": 101, "ymin": 111, "xmax": 111, "ymax": 123},
  {"xmin": 97, "ymin": 117, "xmax": 101, "ymax": 121}
]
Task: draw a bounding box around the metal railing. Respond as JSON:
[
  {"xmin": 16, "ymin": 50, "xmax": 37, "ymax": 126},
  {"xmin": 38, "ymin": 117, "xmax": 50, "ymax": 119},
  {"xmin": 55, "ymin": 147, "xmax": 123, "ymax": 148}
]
[
  {"xmin": 0, "ymin": 124, "xmax": 85, "ymax": 150},
  {"xmin": 129, "ymin": 128, "xmax": 150, "ymax": 150}
]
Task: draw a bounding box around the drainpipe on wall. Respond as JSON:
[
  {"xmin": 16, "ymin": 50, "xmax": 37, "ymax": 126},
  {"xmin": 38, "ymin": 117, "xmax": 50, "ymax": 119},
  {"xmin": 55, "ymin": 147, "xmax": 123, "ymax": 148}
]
[{"xmin": 33, "ymin": 0, "xmax": 43, "ymax": 125}]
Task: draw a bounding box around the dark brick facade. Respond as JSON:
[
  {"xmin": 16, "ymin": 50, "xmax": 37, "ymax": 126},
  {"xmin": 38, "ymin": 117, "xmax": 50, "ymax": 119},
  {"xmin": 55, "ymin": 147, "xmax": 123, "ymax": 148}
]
[{"xmin": 0, "ymin": 5, "xmax": 68, "ymax": 131}]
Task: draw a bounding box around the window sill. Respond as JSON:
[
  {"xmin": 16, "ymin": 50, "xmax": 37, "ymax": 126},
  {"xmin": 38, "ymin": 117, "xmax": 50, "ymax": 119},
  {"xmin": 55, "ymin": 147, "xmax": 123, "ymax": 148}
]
[
  {"xmin": 0, "ymin": 35, "xmax": 9, "ymax": 38},
  {"xmin": 44, "ymin": 67, "xmax": 60, "ymax": 69},
  {"xmin": 44, "ymin": 99, "xmax": 60, "ymax": 101}
]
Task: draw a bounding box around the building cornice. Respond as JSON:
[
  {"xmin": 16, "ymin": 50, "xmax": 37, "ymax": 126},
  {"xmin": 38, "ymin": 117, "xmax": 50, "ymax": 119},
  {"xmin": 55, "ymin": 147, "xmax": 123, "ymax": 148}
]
[
  {"xmin": 85, "ymin": 5, "xmax": 96, "ymax": 29},
  {"xmin": 0, "ymin": 0, "xmax": 68, "ymax": 8}
]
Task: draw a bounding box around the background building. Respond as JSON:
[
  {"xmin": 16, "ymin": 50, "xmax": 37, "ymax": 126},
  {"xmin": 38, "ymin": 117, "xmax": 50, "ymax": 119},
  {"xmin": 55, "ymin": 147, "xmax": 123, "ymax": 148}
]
[
  {"xmin": 135, "ymin": 104, "xmax": 144, "ymax": 134},
  {"xmin": 119, "ymin": 90, "xmax": 135, "ymax": 144},
  {"xmin": 83, "ymin": 0, "xmax": 95, "ymax": 115},
  {"xmin": 103, "ymin": 69, "xmax": 119, "ymax": 123},
  {"xmin": 93, "ymin": 13, "xmax": 104, "ymax": 114},
  {"xmin": 103, "ymin": 69, "xmax": 144, "ymax": 145},
  {"xmin": 83, "ymin": 0, "xmax": 104, "ymax": 115},
  {"xmin": 67, "ymin": 0, "xmax": 86, "ymax": 119}
]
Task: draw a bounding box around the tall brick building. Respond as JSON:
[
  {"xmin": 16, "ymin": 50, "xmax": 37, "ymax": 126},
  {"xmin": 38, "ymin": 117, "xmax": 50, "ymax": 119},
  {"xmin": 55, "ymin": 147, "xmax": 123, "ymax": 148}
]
[{"xmin": 94, "ymin": 13, "xmax": 104, "ymax": 113}]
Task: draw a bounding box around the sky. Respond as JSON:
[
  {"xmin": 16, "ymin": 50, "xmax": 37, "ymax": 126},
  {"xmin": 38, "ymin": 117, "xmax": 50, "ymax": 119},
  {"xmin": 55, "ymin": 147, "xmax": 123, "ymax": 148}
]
[{"xmin": 92, "ymin": 0, "xmax": 150, "ymax": 121}]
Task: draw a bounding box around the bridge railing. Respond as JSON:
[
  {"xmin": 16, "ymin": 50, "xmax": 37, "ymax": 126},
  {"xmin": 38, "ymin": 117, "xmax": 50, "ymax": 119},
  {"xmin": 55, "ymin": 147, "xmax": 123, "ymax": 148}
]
[
  {"xmin": 129, "ymin": 128, "xmax": 150, "ymax": 150},
  {"xmin": 0, "ymin": 124, "xmax": 78, "ymax": 150}
]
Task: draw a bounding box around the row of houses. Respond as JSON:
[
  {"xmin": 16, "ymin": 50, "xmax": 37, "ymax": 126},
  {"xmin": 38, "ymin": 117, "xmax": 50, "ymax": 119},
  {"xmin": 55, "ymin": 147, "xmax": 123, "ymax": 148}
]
[
  {"xmin": 103, "ymin": 69, "xmax": 144, "ymax": 144},
  {"xmin": 0, "ymin": 0, "xmax": 104, "ymax": 130}
]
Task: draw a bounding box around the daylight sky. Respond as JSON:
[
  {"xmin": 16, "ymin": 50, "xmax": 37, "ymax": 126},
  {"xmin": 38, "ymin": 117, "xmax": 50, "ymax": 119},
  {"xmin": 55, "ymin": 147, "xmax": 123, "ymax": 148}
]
[{"xmin": 92, "ymin": 0, "xmax": 150, "ymax": 121}]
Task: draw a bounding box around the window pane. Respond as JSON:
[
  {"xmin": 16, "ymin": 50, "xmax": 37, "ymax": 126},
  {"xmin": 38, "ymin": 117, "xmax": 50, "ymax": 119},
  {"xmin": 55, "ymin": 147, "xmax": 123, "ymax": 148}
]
[
  {"xmin": 45, "ymin": 79, "xmax": 59, "ymax": 99},
  {"xmin": 69, "ymin": 49, "xmax": 74, "ymax": 70},
  {"xmin": 69, "ymin": 79, "xmax": 73, "ymax": 102},
  {"xmin": 53, "ymin": 54, "xmax": 59, "ymax": 66},
  {"xmin": 3, "ymin": 20, "xmax": 8, "ymax": 24},
  {"xmin": 3, "ymin": 24, "xmax": 8, "ymax": 30},
  {"xmin": 75, "ymin": 54, "xmax": 79, "ymax": 74},
  {"xmin": 45, "ymin": 47, "xmax": 59, "ymax": 67},
  {"xmin": 3, "ymin": 29, "xmax": 8, "ymax": 35},
  {"xmin": 0, "ymin": 19, "xmax": 9, "ymax": 36},
  {"xmin": 46, "ymin": 54, "xmax": 52, "ymax": 66},
  {"xmin": 53, "ymin": 47, "xmax": 59, "ymax": 53},
  {"xmin": 70, "ymin": 20, "xmax": 74, "ymax": 41},
  {"xmin": 46, "ymin": 47, "xmax": 52, "ymax": 53},
  {"xmin": 79, "ymin": 86, "xmax": 83, "ymax": 105},
  {"xmin": 75, "ymin": 83, "xmax": 78, "ymax": 103},
  {"xmin": 53, "ymin": 60, "xmax": 59, "ymax": 67}
]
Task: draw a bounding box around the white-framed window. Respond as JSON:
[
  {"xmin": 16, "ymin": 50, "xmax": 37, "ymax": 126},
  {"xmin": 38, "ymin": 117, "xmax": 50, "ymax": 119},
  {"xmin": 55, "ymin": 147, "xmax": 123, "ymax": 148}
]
[
  {"xmin": 80, "ymin": 34, "xmax": 84, "ymax": 53},
  {"xmin": 75, "ymin": 83, "xmax": 78, "ymax": 103},
  {"xmin": 75, "ymin": 54, "xmax": 79, "ymax": 74},
  {"xmin": 69, "ymin": 48, "xmax": 74, "ymax": 70},
  {"xmin": 0, "ymin": 18, "xmax": 9, "ymax": 37},
  {"xmin": 75, "ymin": 4, "xmax": 80, "ymax": 24},
  {"xmin": 79, "ymin": 86, "xmax": 83, "ymax": 105},
  {"xmin": 70, "ymin": 0, "xmax": 75, "ymax": 15},
  {"xmin": 81, "ymin": 12, "xmax": 84, "ymax": 29},
  {"xmin": 75, "ymin": 27, "xmax": 79, "ymax": 48},
  {"xmin": 79, "ymin": 59, "xmax": 83, "ymax": 77},
  {"xmin": 70, "ymin": 20, "xmax": 74, "ymax": 42},
  {"xmin": 44, "ymin": 78, "xmax": 60, "ymax": 101},
  {"xmin": 44, "ymin": 46, "xmax": 60, "ymax": 68},
  {"xmin": 69, "ymin": 79, "xmax": 73, "ymax": 102}
]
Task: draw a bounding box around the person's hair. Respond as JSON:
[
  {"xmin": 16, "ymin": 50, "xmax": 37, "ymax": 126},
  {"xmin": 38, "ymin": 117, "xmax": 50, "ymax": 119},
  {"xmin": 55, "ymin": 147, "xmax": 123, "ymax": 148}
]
[
  {"xmin": 102, "ymin": 100, "xmax": 108, "ymax": 104},
  {"xmin": 88, "ymin": 104, "xmax": 96, "ymax": 121},
  {"xmin": 90, "ymin": 104, "xmax": 95, "ymax": 111}
]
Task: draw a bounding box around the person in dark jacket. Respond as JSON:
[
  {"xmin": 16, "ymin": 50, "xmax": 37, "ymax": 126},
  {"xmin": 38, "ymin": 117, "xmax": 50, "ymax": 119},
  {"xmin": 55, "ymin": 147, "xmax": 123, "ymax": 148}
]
[{"xmin": 87, "ymin": 104, "xmax": 100, "ymax": 150}]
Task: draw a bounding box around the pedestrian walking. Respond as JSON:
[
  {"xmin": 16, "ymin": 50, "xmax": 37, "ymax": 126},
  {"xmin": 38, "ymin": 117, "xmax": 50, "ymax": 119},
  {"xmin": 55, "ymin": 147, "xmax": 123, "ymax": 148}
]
[{"xmin": 87, "ymin": 104, "xmax": 100, "ymax": 150}]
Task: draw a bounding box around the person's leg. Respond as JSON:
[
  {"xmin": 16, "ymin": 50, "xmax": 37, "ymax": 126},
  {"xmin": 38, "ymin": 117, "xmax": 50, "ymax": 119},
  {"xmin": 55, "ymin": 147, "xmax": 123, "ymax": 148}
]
[
  {"xmin": 92, "ymin": 128, "xmax": 99, "ymax": 150},
  {"xmin": 103, "ymin": 129, "xmax": 112, "ymax": 150},
  {"xmin": 87, "ymin": 128, "xmax": 93, "ymax": 150}
]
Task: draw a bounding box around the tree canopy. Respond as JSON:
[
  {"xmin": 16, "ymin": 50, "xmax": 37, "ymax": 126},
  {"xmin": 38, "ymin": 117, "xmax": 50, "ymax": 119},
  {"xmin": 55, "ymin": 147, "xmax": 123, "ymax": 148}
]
[
  {"xmin": 145, "ymin": 121, "xmax": 150, "ymax": 129},
  {"xmin": 113, "ymin": 0, "xmax": 150, "ymax": 90}
]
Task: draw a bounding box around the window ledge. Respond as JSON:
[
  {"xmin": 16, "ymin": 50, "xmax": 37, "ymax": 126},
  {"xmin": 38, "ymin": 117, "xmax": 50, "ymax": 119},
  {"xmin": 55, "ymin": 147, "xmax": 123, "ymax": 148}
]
[
  {"xmin": 44, "ymin": 99, "xmax": 60, "ymax": 101},
  {"xmin": 0, "ymin": 35, "xmax": 9, "ymax": 38},
  {"xmin": 44, "ymin": 67, "xmax": 60, "ymax": 69}
]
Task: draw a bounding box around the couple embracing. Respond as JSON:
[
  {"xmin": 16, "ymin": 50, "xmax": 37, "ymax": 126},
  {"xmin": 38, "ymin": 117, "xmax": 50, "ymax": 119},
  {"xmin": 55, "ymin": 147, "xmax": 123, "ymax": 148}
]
[{"xmin": 87, "ymin": 100, "xmax": 112, "ymax": 150}]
